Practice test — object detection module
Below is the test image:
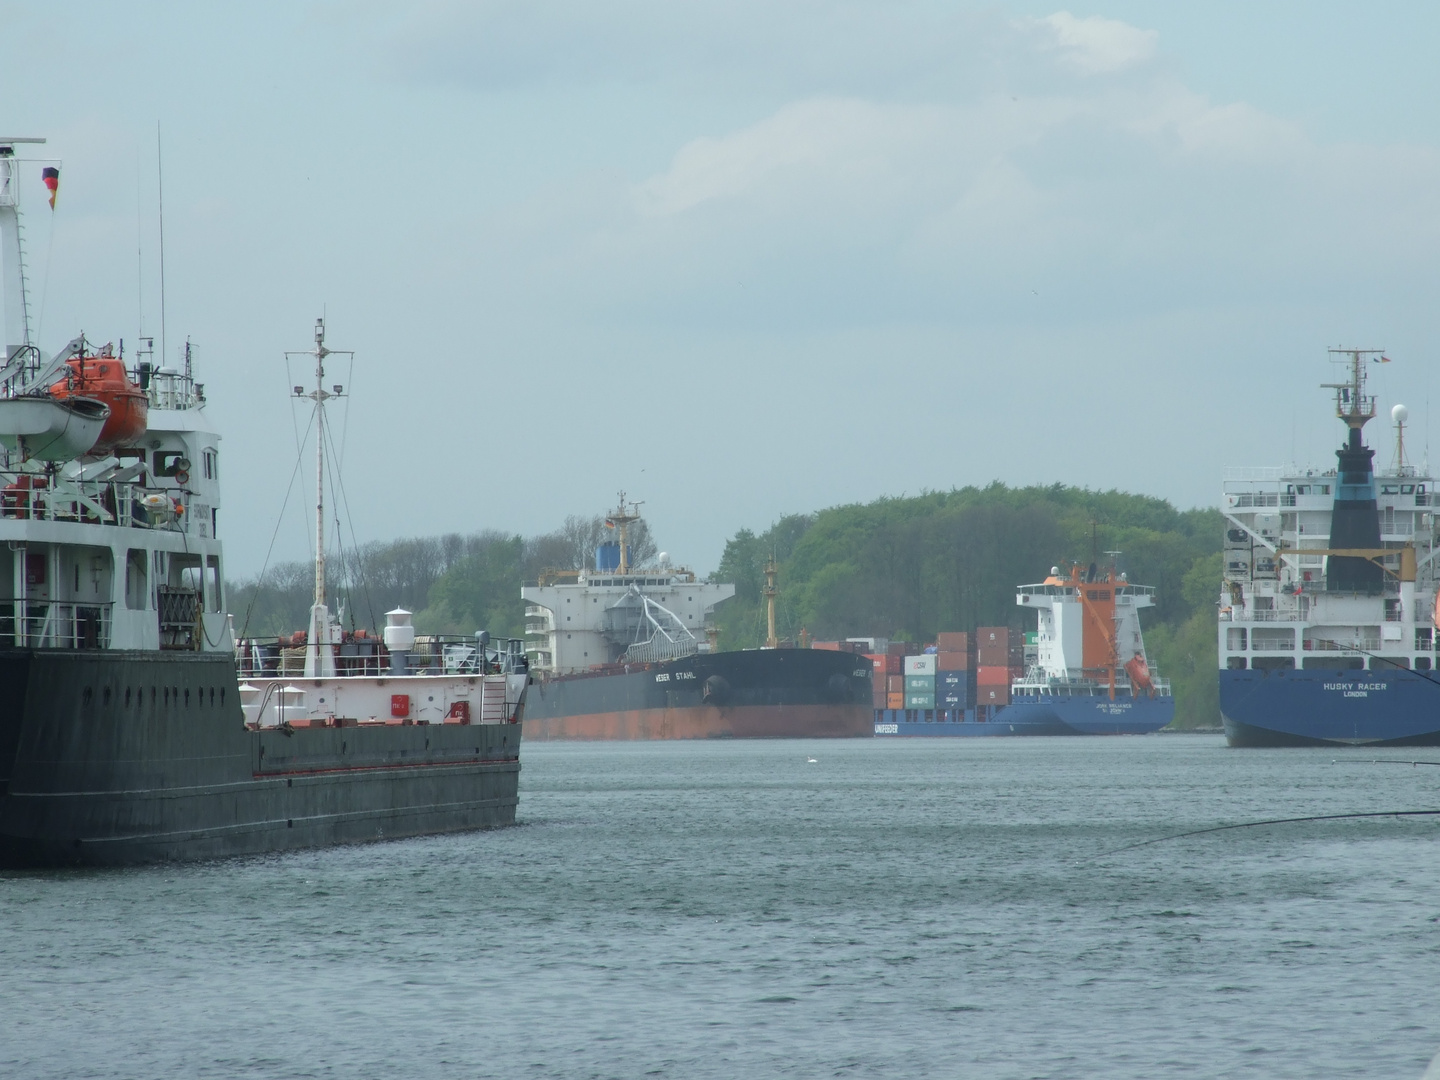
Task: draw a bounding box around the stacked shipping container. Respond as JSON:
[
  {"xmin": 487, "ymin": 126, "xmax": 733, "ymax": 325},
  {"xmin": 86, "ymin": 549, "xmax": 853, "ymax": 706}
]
[
  {"xmin": 934, "ymin": 631, "xmax": 974, "ymax": 709},
  {"xmin": 974, "ymin": 626, "xmax": 1025, "ymax": 705},
  {"xmin": 903, "ymin": 654, "xmax": 936, "ymax": 708}
]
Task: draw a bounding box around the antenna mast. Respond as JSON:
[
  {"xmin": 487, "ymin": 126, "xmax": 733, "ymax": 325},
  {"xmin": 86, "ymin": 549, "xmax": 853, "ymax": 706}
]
[
  {"xmin": 288, "ymin": 318, "xmax": 350, "ymax": 678},
  {"xmin": 608, "ymin": 492, "xmax": 643, "ymax": 574},
  {"xmin": 0, "ymin": 136, "xmax": 46, "ymax": 359},
  {"xmin": 1322, "ymin": 347, "xmax": 1381, "ymax": 446},
  {"xmin": 764, "ymin": 556, "xmax": 779, "ymax": 648},
  {"xmin": 156, "ymin": 124, "xmax": 167, "ymax": 370}
]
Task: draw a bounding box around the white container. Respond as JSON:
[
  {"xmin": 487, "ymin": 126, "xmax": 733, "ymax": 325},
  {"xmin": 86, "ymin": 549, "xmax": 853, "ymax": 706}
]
[{"xmin": 903, "ymin": 654, "xmax": 936, "ymax": 675}]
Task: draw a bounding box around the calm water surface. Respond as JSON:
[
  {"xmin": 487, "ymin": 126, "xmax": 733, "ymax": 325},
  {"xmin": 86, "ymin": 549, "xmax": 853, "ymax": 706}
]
[{"xmin": 4, "ymin": 735, "xmax": 1440, "ymax": 1078}]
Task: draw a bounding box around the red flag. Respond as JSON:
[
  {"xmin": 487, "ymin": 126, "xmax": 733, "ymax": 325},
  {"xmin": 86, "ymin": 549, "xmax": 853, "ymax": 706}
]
[
  {"xmin": 1376, "ymin": 355, "xmax": 1392, "ymax": 363},
  {"xmin": 41, "ymin": 166, "xmax": 58, "ymax": 209}
]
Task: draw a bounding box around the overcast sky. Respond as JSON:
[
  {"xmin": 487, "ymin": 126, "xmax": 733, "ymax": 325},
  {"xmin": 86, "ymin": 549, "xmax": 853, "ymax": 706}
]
[{"xmin": 4, "ymin": 2, "xmax": 1440, "ymax": 577}]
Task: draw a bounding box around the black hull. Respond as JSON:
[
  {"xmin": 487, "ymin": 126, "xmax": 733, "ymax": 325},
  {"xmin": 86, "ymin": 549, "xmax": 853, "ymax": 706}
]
[
  {"xmin": 0, "ymin": 650, "xmax": 521, "ymax": 867},
  {"xmin": 524, "ymin": 648, "xmax": 874, "ymax": 740}
]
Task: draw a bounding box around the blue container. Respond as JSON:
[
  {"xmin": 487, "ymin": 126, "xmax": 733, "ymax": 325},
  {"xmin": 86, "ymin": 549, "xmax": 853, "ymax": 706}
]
[
  {"xmin": 595, "ymin": 542, "xmax": 621, "ymax": 571},
  {"xmin": 939, "ymin": 687, "xmax": 970, "ymax": 709},
  {"xmin": 938, "ymin": 671, "xmax": 970, "ymax": 691}
]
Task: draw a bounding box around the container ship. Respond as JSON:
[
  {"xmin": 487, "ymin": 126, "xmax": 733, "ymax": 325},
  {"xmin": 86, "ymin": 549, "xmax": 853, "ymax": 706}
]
[
  {"xmin": 0, "ymin": 139, "xmax": 527, "ymax": 865},
  {"xmin": 519, "ymin": 499, "xmax": 873, "ymax": 739},
  {"xmin": 1219, "ymin": 349, "xmax": 1440, "ymax": 747},
  {"xmin": 869, "ymin": 562, "xmax": 1174, "ymax": 736}
]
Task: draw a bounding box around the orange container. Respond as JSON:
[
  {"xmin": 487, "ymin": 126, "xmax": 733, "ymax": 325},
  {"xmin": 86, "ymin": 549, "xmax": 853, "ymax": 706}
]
[
  {"xmin": 975, "ymin": 665, "xmax": 1010, "ymax": 686},
  {"xmin": 886, "ymin": 692, "xmax": 905, "ymax": 709}
]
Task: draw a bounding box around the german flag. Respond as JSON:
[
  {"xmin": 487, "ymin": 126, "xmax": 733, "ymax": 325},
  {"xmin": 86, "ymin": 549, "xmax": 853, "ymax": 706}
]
[{"xmin": 41, "ymin": 166, "xmax": 58, "ymax": 209}]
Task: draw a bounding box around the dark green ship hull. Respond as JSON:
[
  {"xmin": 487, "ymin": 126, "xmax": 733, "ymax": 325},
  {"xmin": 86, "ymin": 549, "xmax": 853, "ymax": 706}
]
[{"xmin": 0, "ymin": 650, "xmax": 521, "ymax": 867}]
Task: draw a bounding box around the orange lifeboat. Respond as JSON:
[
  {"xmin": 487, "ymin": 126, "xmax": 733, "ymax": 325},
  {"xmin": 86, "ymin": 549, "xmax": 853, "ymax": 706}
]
[
  {"xmin": 47, "ymin": 346, "xmax": 148, "ymax": 454},
  {"xmin": 1124, "ymin": 654, "xmax": 1155, "ymax": 697}
]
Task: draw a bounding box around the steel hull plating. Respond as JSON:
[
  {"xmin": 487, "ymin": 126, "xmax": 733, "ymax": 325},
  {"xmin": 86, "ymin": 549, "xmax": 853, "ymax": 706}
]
[
  {"xmin": 523, "ymin": 649, "xmax": 874, "ymax": 740},
  {"xmin": 0, "ymin": 650, "xmax": 521, "ymax": 866},
  {"xmin": 1220, "ymin": 667, "xmax": 1440, "ymax": 747},
  {"xmin": 873, "ymin": 694, "xmax": 1175, "ymax": 737}
]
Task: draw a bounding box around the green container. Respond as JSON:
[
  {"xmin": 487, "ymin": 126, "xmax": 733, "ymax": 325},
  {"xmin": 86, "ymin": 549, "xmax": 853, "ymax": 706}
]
[
  {"xmin": 904, "ymin": 674, "xmax": 935, "ymax": 692},
  {"xmin": 905, "ymin": 693, "xmax": 936, "ymax": 709}
]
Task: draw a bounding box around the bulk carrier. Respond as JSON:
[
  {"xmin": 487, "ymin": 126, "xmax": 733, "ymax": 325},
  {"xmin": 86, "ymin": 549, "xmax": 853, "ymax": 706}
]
[
  {"xmin": 520, "ymin": 498, "xmax": 873, "ymax": 739},
  {"xmin": 0, "ymin": 139, "xmax": 526, "ymax": 865},
  {"xmin": 1219, "ymin": 349, "xmax": 1440, "ymax": 746},
  {"xmin": 872, "ymin": 562, "xmax": 1174, "ymax": 736}
]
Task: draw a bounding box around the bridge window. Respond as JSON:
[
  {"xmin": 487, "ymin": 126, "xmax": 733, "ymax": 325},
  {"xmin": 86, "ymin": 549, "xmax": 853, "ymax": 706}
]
[{"xmin": 154, "ymin": 450, "xmax": 187, "ymax": 478}]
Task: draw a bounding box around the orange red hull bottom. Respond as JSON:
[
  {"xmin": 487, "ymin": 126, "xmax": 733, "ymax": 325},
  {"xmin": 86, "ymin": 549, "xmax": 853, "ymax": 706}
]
[{"xmin": 522, "ymin": 703, "xmax": 873, "ymax": 741}]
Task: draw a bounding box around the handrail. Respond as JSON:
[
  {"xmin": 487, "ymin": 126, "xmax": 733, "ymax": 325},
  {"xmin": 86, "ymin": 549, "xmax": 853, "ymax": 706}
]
[{"xmin": 0, "ymin": 600, "xmax": 112, "ymax": 648}]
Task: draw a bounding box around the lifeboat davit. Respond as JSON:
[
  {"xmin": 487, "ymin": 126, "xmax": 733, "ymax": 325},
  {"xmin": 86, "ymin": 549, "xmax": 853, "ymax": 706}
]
[{"xmin": 48, "ymin": 348, "xmax": 148, "ymax": 454}]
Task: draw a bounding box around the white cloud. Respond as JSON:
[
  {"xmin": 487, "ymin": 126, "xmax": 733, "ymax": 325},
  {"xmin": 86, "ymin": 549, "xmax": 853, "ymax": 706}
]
[{"xmin": 1024, "ymin": 11, "xmax": 1160, "ymax": 75}]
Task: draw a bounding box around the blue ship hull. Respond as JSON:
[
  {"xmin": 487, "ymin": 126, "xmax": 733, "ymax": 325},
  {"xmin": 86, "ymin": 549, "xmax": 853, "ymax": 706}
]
[
  {"xmin": 1220, "ymin": 667, "xmax": 1440, "ymax": 747},
  {"xmin": 872, "ymin": 693, "xmax": 1174, "ymax": 737}
]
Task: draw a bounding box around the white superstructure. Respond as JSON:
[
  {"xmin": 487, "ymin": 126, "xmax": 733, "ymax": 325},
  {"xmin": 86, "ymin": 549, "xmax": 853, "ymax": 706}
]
[
  {"xmin": 1218, "ymin": 466, "xmax": 1439, "ymax": 672},
  {"xmin": 1014, "ymin": 564, "xmax": 1170, "ymax": 697},
  {"xmin": 521, "ymin": 496, "xmax": 734, "ymax": 674},
  {"xmin": 0, "ymin": 138, "xmax": 229, "ymax": 654}
]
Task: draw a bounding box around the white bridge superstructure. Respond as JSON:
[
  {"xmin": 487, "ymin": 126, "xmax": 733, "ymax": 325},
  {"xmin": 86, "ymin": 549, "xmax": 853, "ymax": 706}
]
[
  {"xmin": 1218, "ymin": 465, "xmax": 1440, "ymax": 672},
  {"xmin": 1014, "ymin": 566, "xmax": 1171, "ymax": 698},
  {"xmin": 523, "ymin": 567, "xmax": 734, "ymax": 674},
  {"xmin": 522, "ymin": 497, "xmax": 734, "ymax": 675}
]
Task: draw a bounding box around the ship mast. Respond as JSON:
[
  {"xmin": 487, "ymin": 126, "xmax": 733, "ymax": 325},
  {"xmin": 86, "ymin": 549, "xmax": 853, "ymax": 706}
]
[
  {"xmin": 764, "ymin": 556, "xmax": 778, "ymax": 648},
  {"xmin": 1323, "ymin": 347, "xmax": 1380, "ymax": 444},
  {"xmin": 608, "ymin": 492, "xmax": 642, "ymax": 574},
  {"xmin": 288, "ymin": 318, "xmax": 349, "ymax": 678},
  {"xmin": 0, "ymin": 137, "xmax": 46, "ymax": 363}
]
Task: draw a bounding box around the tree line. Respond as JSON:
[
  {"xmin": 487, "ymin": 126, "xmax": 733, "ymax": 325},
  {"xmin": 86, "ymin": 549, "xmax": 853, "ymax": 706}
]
[{"xmin": 229, "ymin": 514, "xmax": 653, "ymax": 641}]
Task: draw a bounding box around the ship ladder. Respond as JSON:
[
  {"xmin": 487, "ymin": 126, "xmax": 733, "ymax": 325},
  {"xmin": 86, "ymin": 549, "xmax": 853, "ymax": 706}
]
[{"xmin": 480, "ymin": 678, "xmax": 508, "ymax": 723}]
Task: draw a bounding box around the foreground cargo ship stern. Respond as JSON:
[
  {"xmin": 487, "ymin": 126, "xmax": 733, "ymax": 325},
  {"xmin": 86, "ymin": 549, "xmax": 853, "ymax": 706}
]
[{"xmin": 0, "ymin": 652, "xmax": 522, "ymax": 866}]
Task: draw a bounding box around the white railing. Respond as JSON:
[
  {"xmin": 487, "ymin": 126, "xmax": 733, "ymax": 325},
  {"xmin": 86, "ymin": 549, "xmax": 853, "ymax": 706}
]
[
  {"xmin": 1223, "ymin": 466, "xmax": 1285, "ymax": 481},
  {"xmin": 0, "ymin": 472, "xmax": 190, "ymax": 534},
  {"xmin": 0, "ymin": 601, "xmax": 112, "ymax": 648}
]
